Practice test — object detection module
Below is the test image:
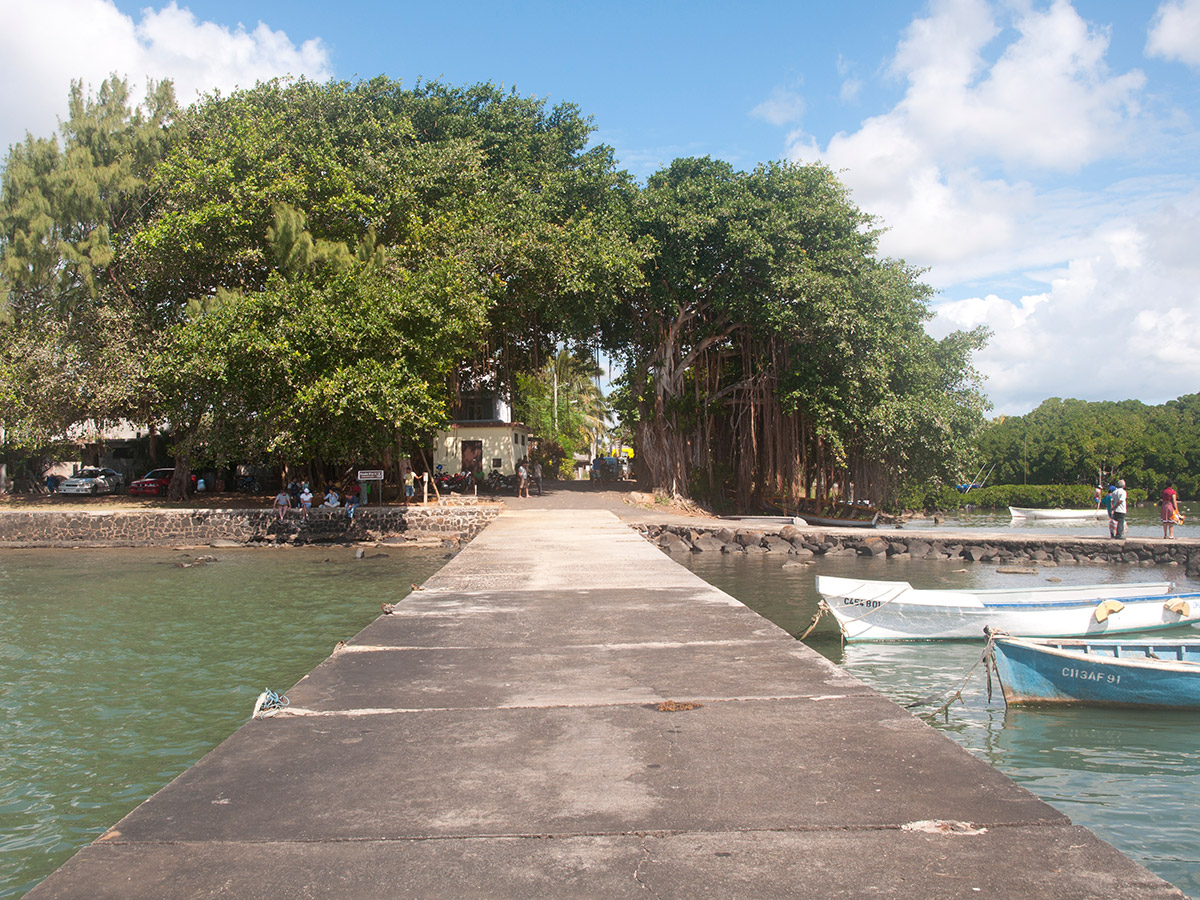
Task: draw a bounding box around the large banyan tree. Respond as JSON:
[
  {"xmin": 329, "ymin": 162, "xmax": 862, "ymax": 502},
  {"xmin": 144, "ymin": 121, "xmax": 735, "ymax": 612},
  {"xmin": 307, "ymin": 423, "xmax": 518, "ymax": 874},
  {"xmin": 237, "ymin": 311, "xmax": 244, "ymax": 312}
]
[
  {"xmin": 606, "ymin": 157, "xmax": 989, "ymax": 511},
  {"xmin": 3, "ymin": 75, "xmax": 985, "ymax": 508}
]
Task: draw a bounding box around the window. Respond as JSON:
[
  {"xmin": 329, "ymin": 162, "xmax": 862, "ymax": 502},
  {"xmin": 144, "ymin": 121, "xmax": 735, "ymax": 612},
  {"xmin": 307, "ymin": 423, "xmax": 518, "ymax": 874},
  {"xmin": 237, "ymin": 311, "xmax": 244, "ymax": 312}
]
[{"xmin": 457, "ymin": 392, "xmax": 495, "ymax": 421}]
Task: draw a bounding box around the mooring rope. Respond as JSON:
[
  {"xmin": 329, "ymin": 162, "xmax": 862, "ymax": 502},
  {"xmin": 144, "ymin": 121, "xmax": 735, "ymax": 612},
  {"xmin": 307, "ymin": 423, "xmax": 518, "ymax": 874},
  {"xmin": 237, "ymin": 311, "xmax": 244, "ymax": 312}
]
[
  {"xmin": 801, "ymin": 585, "xmax": 912, "ymax": 648},
  {"xmin": 905, "ymin": 630, "xmax": 1001, "ymax": 720},
  {"xmin": 797, "ymin": 599, "xmax": 829, "ymax": 640},
  {"xmin": 252, "ymin": 688, "xmax": 290, "ymax": 718}
]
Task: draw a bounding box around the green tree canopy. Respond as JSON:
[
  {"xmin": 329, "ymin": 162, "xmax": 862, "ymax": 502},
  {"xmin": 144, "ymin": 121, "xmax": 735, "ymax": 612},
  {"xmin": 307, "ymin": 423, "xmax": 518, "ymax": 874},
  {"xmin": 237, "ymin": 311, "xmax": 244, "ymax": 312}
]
[
  {"xmin": 607, "ymin": 157, "xmax": 988, "ymax": 509},
  {"xmin": 977, "ymin": 395, "xmax": 1200, "ymax": 498},
  {"xmin": 2, "ymin": 75, "xmax": 989, "ymax": 513}
]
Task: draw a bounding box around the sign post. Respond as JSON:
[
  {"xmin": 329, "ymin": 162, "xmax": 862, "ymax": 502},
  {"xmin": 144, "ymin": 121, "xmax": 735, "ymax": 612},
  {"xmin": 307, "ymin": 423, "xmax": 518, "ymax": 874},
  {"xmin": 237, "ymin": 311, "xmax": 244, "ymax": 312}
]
[{"xmin": 357, "ymin": 469, "xmax": 385, "ymax": 506}]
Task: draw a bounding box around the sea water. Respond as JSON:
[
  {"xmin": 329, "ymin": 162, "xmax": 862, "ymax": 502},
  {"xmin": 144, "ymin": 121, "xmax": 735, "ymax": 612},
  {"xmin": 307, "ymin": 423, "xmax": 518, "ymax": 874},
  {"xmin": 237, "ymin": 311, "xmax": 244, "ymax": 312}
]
[
  {"xmin": 4, "ymin": 507, "xmax": 1198, "ymax": 897},
  {"xmin": 680, "ymin": 507, "xmax": 1200, "ymax": 897},
  {"xmin": 0, "ymin": 546, "xmax": 448, "ymax": 899}
]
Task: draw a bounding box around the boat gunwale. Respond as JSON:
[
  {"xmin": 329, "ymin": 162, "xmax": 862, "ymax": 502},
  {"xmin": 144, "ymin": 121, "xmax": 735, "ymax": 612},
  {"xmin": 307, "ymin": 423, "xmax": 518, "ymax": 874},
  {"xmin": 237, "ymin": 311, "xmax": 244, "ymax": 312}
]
[
  {"xmin": 994, "ymin": 636, "xmax": 1200, "ymax": 673},
  {"xmin": 815, "ymin": 576, "xmax": 1179, "ymax": 608},
  {"xmin": 1008, "ymin": 506, "xmax": 1108, "ymax": 518}
]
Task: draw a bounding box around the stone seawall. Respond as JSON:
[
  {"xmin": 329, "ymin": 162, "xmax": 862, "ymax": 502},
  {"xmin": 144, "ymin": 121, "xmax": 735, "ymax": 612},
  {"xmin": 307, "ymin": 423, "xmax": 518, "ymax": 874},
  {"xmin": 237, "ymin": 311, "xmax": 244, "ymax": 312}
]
[
  {"xmin": 637, "ymin": 522, "xmax": 1200, "ymax": 578},
  {"xmin": 0, "ymin": 502, "xmax": 503, "ymax": 549}
]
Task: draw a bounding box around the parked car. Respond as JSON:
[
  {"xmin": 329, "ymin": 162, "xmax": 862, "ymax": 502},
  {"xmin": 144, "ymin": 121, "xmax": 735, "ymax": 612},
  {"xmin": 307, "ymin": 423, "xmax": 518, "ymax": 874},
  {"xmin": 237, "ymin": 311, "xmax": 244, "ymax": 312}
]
[
  {"xmin": 604, "ymin": 457, "xmax": 631, "ymax": 481},
  {"xmin": 58, "ymin": 467, "xmax": 124, "ymax": 496},
  {"xmin": 129, "ymin": 468, "xmax": 179, "ymax": 496}
]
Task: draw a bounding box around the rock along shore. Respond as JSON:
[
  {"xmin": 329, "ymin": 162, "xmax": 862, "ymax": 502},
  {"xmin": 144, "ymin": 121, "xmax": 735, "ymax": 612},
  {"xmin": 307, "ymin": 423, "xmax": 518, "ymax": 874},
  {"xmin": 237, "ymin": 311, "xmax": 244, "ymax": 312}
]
[
  {"xmin": 637, "ymin": 522, "xmax": 1200, "ymax": 578},
  {"xmin": 0, "ymin": 499, "xmax": 501, "ymax": 549}
]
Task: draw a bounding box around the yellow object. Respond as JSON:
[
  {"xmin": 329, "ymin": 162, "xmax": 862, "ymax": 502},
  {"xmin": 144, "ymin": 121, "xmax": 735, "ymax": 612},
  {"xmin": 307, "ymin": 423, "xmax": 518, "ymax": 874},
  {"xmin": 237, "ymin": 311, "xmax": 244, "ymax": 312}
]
[
  {"xmin": 1094, "ymin": 599, "xmax": 1126, "ymax": 623},
  {"xmin": 1166, "ymin": 599, "xmax": 1192, "ymax": 617}
]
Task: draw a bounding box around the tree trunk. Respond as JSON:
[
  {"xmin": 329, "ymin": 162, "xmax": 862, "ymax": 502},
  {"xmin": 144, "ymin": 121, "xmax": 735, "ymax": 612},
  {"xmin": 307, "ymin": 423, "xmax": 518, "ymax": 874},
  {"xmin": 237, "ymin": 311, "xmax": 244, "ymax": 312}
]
[{"xmin": 168, "ymin": 451, "xmax": 192, "ymax": 501}]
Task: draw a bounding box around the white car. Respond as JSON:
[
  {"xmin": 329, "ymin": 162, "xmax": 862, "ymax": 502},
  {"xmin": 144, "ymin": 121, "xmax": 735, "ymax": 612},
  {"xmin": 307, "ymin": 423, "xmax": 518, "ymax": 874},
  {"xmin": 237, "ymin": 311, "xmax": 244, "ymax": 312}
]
[{"xmin": 58, "ymin": 467, "xmax": 124, "ymax": 495}]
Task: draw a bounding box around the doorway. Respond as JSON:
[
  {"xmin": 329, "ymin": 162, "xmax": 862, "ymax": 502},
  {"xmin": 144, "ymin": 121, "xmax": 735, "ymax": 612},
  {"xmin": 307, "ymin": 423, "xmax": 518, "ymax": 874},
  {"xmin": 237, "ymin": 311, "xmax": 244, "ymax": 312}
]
[{"xmin": 461, "ymin": 440, "xmax": 483, "ymax": 474}]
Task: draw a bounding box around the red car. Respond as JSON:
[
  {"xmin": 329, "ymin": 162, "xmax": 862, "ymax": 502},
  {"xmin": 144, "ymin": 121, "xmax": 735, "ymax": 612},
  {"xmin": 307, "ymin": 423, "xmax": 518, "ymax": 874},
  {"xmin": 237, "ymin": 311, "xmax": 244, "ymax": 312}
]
[{"xmin": 129, "ymin": 468, "xmax": 194, "ymax": 496}]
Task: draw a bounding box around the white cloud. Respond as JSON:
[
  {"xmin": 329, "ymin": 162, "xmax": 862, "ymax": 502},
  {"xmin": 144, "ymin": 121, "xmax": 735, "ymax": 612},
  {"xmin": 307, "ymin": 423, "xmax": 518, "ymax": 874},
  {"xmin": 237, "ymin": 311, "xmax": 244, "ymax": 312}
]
[
  {"xmin": 929, "ymin": 194, "xmax": 1200, "ymax": 414},
  {"xmin": 836, "ymin": 54, "xmax": 863, "ymax": 103},
  {"xmin": 1147, "ymin": 0, "xmax": 1200, "ymax": 66},
  {"xmin": 751, "ymin": 87, "xmax": 806, "ymax": 126},
  {"xmin": 786, "ymin": 0, "xmax": 1149, "ymax": 271},
  {"xmin": 0, "ymin": 0, "xmax": 331, "ymax": 153},
  {"xmin": 779, "ymin": 0, "xmax": 1195, "ymax": 413}
]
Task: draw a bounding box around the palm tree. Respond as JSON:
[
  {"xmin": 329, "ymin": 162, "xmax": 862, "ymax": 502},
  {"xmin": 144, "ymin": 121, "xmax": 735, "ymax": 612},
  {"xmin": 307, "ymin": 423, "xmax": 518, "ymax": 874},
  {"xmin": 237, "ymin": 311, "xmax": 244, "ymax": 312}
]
[{"xmin": 548, "ymin": 350, "xmax": 608, "ymax": 444}]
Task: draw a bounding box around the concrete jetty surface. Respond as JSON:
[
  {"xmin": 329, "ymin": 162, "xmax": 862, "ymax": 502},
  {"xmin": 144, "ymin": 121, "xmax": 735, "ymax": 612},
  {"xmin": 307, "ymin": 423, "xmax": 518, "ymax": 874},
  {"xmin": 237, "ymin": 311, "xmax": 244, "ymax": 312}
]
[{"xmin": 28, "ymin": 507, "xmax": 1183, "ymax": 898}]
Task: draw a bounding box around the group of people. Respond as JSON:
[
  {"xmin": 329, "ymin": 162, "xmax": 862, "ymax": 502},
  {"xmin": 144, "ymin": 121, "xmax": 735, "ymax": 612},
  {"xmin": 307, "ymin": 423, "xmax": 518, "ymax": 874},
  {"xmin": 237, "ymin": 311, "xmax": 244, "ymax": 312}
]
[
  {"xmin": 1096, "ymin": 478, "xmax": 1185, "ymax": 539},
  {"xmin": 273, "ymin": 481, "xmax": 358, "ymax": 521},
  {"xmin": 515, "ymin": 457, "xmax": 542, "ymax": 498}
]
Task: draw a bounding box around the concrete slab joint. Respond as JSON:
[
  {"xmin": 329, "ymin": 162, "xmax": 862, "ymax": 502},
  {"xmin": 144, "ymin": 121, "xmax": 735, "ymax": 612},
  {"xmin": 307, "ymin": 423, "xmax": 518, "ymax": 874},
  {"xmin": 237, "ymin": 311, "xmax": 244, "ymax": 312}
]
[{"xmin": 20, "ymin": 506, "xmax": 1188, "ymax": 899}]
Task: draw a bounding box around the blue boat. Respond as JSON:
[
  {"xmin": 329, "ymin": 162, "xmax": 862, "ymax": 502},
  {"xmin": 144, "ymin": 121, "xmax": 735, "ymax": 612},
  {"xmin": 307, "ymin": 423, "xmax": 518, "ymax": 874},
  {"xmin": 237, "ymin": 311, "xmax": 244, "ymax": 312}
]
[{"xmin": 989, "ymin": 632, "xmax": 1200, "ymax": 709}]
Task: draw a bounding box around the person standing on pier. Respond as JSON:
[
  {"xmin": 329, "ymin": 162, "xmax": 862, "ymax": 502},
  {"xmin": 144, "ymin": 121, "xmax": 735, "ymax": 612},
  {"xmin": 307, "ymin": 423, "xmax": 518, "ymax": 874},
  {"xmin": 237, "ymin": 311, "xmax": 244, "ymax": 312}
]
[
  {"xmin": 1162, "ymin": 480, "xmax": 1179, "ymax": 539},
  {"xmin": 516, "ymin": 459, "xmax": 530, "ymax": 498},
  {"xmin": 1100, "ymin": 486, "xmax": 1117, "ymax": 537},
  {"xmin": 1112, "ymin": 479, "xmax": 1128, "ymax": 539}
]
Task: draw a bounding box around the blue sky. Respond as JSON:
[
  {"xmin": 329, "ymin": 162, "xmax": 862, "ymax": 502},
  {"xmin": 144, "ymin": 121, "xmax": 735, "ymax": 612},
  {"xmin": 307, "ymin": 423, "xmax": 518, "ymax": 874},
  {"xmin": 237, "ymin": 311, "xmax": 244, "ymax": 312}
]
[{"xmin": 3, "ymin": 0, "xmax": 1200, "ymax": 416}]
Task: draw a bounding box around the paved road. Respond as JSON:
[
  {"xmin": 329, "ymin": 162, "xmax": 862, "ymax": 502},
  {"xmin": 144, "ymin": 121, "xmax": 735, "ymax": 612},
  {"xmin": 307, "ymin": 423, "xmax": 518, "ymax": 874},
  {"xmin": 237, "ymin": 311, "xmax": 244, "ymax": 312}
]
[{"xmin": 27, "ymin": 506, "xmax": 1183, "ymax": 898}]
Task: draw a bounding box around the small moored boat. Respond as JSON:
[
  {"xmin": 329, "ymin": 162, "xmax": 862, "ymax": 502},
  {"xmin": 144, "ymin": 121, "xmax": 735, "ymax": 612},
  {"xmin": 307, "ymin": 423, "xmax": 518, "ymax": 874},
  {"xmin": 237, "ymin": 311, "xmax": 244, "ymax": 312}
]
[
  {"xmin": 1009, "ymin": 506, "xmax": 1107, "ymax": 520},
  {"xmin": 769, "ymin": 498, "xmax": 879, "ymax": 528},
  {"xmin": 988, "ymin": 633, "xmax": 1200, "ymax": 709},
  {"xmin": 814, "ymin": 575, "xmax": 1198, "ymax": 642}
]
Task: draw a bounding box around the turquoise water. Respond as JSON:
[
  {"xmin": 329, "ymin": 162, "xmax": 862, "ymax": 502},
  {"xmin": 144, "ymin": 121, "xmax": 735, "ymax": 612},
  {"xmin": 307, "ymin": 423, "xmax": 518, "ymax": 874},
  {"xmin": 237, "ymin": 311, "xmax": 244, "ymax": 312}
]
[
  {"xmin": 681, "ymin": 548, "xmax": 1200, "ymax": 897},
  {"xmin": 6, "ymin": 533, "xmax": 1200, "ymax": 897},
  {"xmin": 905, "ymin": 499, "xmax": 1197, "ymax": 539},
  {"xmin": 0, "ymin": 547, "xmax": 448, "ymax": 899}
]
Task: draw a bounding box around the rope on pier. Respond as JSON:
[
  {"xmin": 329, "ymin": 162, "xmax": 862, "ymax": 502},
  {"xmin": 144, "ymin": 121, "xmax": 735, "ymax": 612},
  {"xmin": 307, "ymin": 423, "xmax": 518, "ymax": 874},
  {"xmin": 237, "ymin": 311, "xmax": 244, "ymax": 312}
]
[
  {"xmin": 905, "ymin": 631, "xmax": 1000, "ymax": 721},
  {"xmin": 252, "ymin": 688, "xmax": 290, "ymax": 718},
  {"xmin": 797, "ymin": 600, "xmax": 829, "ymax": 640},
  {"xmin": 800, "ymin": 584, "xmax": 909, "ymax": 643}
]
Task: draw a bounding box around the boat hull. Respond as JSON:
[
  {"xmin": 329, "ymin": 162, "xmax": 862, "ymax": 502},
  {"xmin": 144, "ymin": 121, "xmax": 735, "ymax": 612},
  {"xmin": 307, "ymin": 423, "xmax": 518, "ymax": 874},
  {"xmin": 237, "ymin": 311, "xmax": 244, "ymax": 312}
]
[
  {"xmin": 1009, "ymin": 506, "xmax": 1107, "ymax": 520},
  {"xmin": 815, "ymin": 576, "xmax": 1195, "ymax": 641},
  {"xmin": 991, "ymin": 637, "xmax": 1200, "ymax": 709},
  {"xmin": 768, "ymin": 499, "xmax": 878, "ymax": 528},
  {"xmin": 800, "ymin": 512, "xmax": 880, "ymax": 528}
]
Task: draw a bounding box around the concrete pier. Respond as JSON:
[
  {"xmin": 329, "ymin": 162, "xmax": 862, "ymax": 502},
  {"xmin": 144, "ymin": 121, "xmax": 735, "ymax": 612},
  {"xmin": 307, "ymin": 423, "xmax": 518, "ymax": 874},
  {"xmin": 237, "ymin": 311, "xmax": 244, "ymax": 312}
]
[{"xmin": 27, "ymin": 507, "xmax": 1184, "ymax": 898}]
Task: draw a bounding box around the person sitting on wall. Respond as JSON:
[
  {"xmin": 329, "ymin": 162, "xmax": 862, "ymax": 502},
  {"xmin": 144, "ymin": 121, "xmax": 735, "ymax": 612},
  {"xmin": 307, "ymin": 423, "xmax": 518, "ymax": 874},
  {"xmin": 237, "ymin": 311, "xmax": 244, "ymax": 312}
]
[
  {"xmin": 272, "ymin": 488, "xmax": 291, "ymax": 521},
  {"xmin": 322, "ymin": 487, "xmax": 340, "ymax": 508}
]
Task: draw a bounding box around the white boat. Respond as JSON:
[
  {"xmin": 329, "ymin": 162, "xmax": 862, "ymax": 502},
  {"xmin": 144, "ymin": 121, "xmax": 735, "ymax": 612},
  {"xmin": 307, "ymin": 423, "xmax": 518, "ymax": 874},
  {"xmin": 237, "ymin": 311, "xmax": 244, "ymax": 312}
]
[
  {"xmin": 1009, "ymin": 506, "xmax": 1107, "ymax": 520},
  {"xmin": 814, "ymin": 575, "xmax": 1198, "ymax": 642}
]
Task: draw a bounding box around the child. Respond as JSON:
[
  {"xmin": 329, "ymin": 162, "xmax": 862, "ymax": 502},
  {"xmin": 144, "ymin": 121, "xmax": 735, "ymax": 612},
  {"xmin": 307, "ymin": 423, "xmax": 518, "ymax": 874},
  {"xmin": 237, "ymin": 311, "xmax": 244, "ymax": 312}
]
[{"xmin": 1100, "ymin": 486, "xmax": 1117, "ymax": 537}]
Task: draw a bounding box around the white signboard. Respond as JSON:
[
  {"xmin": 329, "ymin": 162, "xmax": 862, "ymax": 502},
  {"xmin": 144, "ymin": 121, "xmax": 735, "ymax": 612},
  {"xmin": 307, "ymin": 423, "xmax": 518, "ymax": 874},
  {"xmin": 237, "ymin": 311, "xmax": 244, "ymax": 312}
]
[{"xmin": 357, "ymin": 469, "xmax": 385, "ymax": 481}]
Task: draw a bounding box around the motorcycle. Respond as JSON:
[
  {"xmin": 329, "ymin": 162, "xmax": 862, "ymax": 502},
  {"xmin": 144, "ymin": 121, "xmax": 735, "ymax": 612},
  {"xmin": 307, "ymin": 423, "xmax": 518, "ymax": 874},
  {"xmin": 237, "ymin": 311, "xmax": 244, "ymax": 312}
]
[
  {"xmin": 481, "ymin": 469, "xmax": 516, "ymax": 493},
  {"xmin": 433, "ymin": 466, "xmax": 473, "ymax": 494},
  {"xmin": 236, "ymin": 475, "xmax": 263, "ymax": 494}
]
